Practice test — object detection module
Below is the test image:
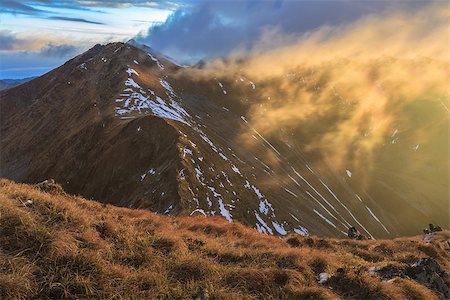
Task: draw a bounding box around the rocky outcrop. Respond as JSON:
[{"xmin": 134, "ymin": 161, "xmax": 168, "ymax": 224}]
[{"xmin": 369, "ymin": 257, "xmax": 449, "ymax": 297}]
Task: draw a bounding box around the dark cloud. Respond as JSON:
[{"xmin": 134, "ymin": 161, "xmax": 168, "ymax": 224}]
[
  {"xmin": 48, "ymin": 16, "xmax": 104, "ymax": 24},
  {"xmin": 0, "ymin": 30, "xmax": 28, "ymax": 50},
  {"xmin": 0, "ymin": 32, "xmax": 18, "ymax": 50},
  {"xmin": 75, "ymin": 0, "xmax": 180, "ymax": 9},
  {"xmin": 39, "ymin": 43, "xmax": 78, "ymax": 57},
  {"xmin": 0, "ymin": 0, "xmax": 46, "ymax": 14},
  {"xmin": 136, "ymin": 0, "xmax": 432, "ymax": 63},
  {"xmin": 0, "ymin": 30, "xmax": 79, "ymax": 57},
  {"xmin": 1, "ymin": 0, "xmax": 180, "ymax": 14},
  {"xmin": 139, "ymin": 5, "xmax": 244, "ymax": 62}
]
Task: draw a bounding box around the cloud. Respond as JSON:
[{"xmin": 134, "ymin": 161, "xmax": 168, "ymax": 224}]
[
  {"xmin": 39, "ymin": 43, "xmax": 78, "ymax": 57},
  {"xmin": 0, "ymin": 30, "xmax": 81, "ymax": 77},
  {"xmin": 47, "ymin": 16, "xmax": 104, "ymax": 24},
  {"xmin": 0, "ymin": 36, "xmax": 82, "ymax": 78},
  {"xmin": 178, "ymin": 3, "xmax": 449, "ymax": 185},
  {"xmin": 76, "ymin": 0, "xmax": 179, "ymax": 9},
  {"xmin": 0, "ymin": 30, "xmax": 44, "ymax": 51},
  {"xmin": 137, "ymin": 5, "xmax": 245, "ymax": 62},
  {"xmin": 1, "ymin": 0, "xmax": 180, "ymax": 13},
  {"xmin": 0, "ymin": 0, "xmax": 46, "ymax": 14},
  {"xmin": 136, "ymin": 0, "xmax": 432, "ymax": 63},
  {"xmin": 0, "ymin": 30, "xmax": 82, "ymax": 59},
  {"xmin": 0, "ymin": 30, "xmax": 73, "ymax": 51}
]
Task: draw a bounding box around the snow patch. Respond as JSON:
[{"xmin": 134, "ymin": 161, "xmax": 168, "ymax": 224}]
[
  {"xmin": 190, "ymin": 209, "xmax": 206, "ymax": 216},
  {"xmin": 318, "ymin": 273, "xmax": 330, "ymax": 284},
  {"xmin": 366, "ymin": 206, "xmax": 390, "ymax": 234},
  {"xmin": 126, "ymin": 68, "xmax": 139, "ymax": 76},
  {"xmin": 125, "ymin": 78, "xmax": 143, "ymax": 90},
  {"xmin": 219, "ymin": 153, "xmax": 228, "ymax": 161},
  {"xmin": 164, "ymin": 204, "xmax": 173, "ymax": 214},
  {"xmin": 160, "ymin": 79, "xmax": 176, "ymax": 97},
  {"xmin": 140, "ymin": 168, "xmax": 156, "ymax": 181},
  {"xmin": 294, "ymin": 226, "xmax": 309, "ymax": 236},
  {"xmin": 218, "ymin": 199, "xmax": 233, "ymax": 222},
  {"xmin": 231, "ymin": 165, "xmax": 241, "ymax": 175},
  {"xmin": 217, "ymin": 81, "xmax": 227, "ymax": 94},
  {"xmin": 284, "ymin": 188, "xmax": 298, "ymax": 198},
  {"xmin": 147, "ymin": 52, "xmax": 164, "ymax": 69},
  {"xmin": 272, "ymin": 221, "xmax": 287, "ymax": 235},
  {"xmin": 252, "ymin": 185, "xmax": 264, "ymax": 200},
  {"xmin": 255, "ymin": 212, "xmax": 273, "ymax": 234},
  {"xmin": 313, "ymin": 209, "xmax": 337, "ymax": 228},
  {"xmin": 183, "ymin": 147, "xmax": 193, "ymax": 156}
]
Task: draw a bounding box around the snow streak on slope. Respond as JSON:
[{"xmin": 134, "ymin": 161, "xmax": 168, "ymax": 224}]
[
  {"xmin": 115, "ymin": 67, "xmax": 190, "ymax": 125},
  {"xmin": 111, "ymin": 48, "xmax": 395, "ymax": 239},
  {"xmin": 110, "ymin": 57, "xmax": 299, "ymax": 237},
  {"xmin": 178, "ymin": 121, "xmax": 294, "ymax": 236}
]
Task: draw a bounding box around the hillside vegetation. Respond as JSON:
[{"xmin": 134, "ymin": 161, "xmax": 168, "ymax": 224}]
[{"xmin": 0, "ymin": 178, "xmax": 448, "ymax": 299}]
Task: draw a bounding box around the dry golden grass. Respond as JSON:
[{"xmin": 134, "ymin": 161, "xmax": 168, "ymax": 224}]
[{"xmin": 0, "ymin": 178, "xmax": 448, "ymax": 299}]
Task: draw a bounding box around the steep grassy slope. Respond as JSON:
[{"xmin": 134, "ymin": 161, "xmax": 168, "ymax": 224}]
[{"xmin": 0, "ymin": 178, "xmax": 448, "ymax": 299}]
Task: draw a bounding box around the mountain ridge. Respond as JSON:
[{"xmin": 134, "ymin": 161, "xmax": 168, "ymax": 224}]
[{"xmin": 1, "ymin": 41, "xmax": 448, "ymax": 239}]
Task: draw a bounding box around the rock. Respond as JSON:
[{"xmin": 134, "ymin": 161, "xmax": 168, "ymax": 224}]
[
  {"xmin": 347, "ymin": 226, "xmax": 367, "ymax": 240},
  {"xmin": 35, "ymin": 179, "xmax": 65, "ymax": 195},
  {"xmin": 428, "ymin": 224, "xmax": 443, "ymax": 233},
  {"xmin": 369, "ymin": 265, "xmax": 404, "ymax": 279},
  {"xmin": 405, "ymin": 258, "xmax": 449, "ymax": 296},
  {"xmin": 368, "ymin": 266, "xmax": 383, "ymax": 275},
  {"xmin": 318, "ymin": 272, "xmax": 330, "ymax": 284},
  {"xmin": 423, "ymin": 233, "xmax": 433, "ymax": 243},
  {"xmin": 195, "ymin": 287, "xmax": 209, "ymax": 300},
  {"xmin": 37, "ymin": 178, "xmax": 55, "ymax": 185},
  {"xmin": 423, "ymin": 224, "xmax": 443, "ymax": 242},
  {"xmin": 347, "ymin": 226, "xmax": 358, "ymax": 239},
  {"xmin": 369, "ymin": 257, "xmax": 449, "ymax": 296}
]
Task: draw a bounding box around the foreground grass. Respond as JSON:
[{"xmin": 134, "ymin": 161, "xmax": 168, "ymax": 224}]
[{"xmin": 0, "ymin": 178, "xmax": 448, "ymax": 299}]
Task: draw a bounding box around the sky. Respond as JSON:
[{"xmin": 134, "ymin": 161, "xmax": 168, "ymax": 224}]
[{"xmin": 0, "ymin": 0, "xmax": 435, "ymax": 79}]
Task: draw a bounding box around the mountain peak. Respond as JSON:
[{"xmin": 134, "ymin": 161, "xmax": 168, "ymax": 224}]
[
  {"xmin": 126, "ymin": 39, "xmax": 157, "ymax": 55},
  {"xmin": 126, "ymin": 39, "xmax": 184, "ymax": 67},
  {"xmin": 126, "ymin": 38, "xmax": 139, "ymax": 47}
]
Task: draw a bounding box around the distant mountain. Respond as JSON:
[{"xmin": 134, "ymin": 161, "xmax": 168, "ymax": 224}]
[
  {"xmin": 0, "ymin": 77, "xmax": 35, "ymax": 91},
  {"xmin": 0, "ymin": 42, "xmax": 447, "ymax": 238}
]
